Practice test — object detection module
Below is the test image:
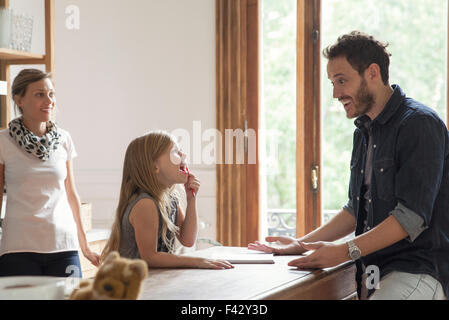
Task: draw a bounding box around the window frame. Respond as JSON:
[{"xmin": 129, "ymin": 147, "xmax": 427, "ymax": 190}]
[{"xmin": 296, "ymin": 0, "xmax": 321, "ymax": 237}]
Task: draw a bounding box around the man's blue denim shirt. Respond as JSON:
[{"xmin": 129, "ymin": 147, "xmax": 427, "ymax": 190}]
[{"xmin": 347, "ymin": 85, "xmax": 449, "ymax": 298}]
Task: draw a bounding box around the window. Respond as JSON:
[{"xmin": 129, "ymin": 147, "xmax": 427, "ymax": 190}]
[
  {"xmin": 260, "ymin": 0, "xmax": 297, "ymax": 238},
  {"xmin": 260, "ymin": 0, "xmax": 449, "ymax": 239}
]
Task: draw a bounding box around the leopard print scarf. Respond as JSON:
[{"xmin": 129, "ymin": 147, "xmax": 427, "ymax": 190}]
[{"xmin": 8, "ymin": 117, "xmax": 61, "ymax": 161}]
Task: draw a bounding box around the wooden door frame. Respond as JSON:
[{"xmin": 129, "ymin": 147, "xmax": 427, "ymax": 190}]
[
  {"xmin": 216, "ymin": 0, "xmax": 260, "ymax": 246},
  {"xmin": 296, "ymin": 0, "xmax": 321, "ymax": 237},
  {"xmin": 246, "ymin": 0, "xmax": 260, "ymax": 244}
]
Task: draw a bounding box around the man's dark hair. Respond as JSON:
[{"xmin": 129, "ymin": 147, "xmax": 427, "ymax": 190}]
[{"xmin": 323, "ymin": 31, "xmax": 392, "ymax": 85}]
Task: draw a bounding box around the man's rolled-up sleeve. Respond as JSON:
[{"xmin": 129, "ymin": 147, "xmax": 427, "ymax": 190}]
[
  {"xmin": 343, "ymin": 198, "xmax": 355, "ymax": 217},
  {"xmin": 390, "ymin": 202, "xmax": 427, "ymax": 242}
]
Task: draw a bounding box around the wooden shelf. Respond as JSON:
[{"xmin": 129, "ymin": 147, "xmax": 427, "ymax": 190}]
[
  {"xmin": 1, "ymin": 0, "xmax": 54, "ymax": 128},
  {"xmin": 0, "ymin": 48, "xmax": 44, "ymax": 61}
]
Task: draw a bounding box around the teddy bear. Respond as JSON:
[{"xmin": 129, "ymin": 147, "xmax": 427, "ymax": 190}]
[{"xmin": 69, "ymin": 251, "xmax": 148, "ymax": 300}]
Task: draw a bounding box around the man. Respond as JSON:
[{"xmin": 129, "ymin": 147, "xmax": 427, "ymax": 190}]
[{"xmin": 249, "ymin": 31, "xmax": 449, "ymax": 300}]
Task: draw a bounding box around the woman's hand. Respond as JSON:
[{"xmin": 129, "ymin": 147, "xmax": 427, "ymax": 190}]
[
  {"xmin": 248, "ymin": 236, "xmax": 305, "ymax": 255},
  {"xmin": 185, "ymin": 172, "xmax": 200, "ymax": 201},
  {"xmin": 194, "ymin": 257, "xmax": 234, "ymax": 270},
  {"xmin": 65, "ymin": 160, "xmax": 101, "ymax": 268},
  {"xmin": 82, "ymin": 247, "xmax": 101, "ymax": 267}
]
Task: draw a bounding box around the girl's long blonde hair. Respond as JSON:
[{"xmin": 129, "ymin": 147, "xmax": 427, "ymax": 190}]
[{"xmin": 101, "ymin": 131, "xmax": 179, "ymax": 261}]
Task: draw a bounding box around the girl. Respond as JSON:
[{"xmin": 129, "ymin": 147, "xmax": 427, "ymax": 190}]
[
  {"xmin": 0, "ymin": 69, "xmax": 100, "ymax": 277},
  {"xmin": 101, "ymin": 131, "xmax": 233, "ymax": 269}
]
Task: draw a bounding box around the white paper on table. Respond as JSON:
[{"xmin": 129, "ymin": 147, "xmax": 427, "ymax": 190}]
[{"xmin": 211, "ymin": 249, "xmax": 275, "ymax": 264}]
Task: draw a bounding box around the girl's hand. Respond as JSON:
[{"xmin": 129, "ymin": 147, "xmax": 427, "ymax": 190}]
[
  {"xmin": 82, "ymin": 247, "xmax": 101, "ymax": 267},
  {"xmin": 248, "ymin": 236, "xmax": 306, "ymax": 255},
  {"xmin": 185, "ymin": 172, "xmax": 200, "ymax": 201},
  {"xmin": 194, "ymin": 257, "xmax": 234, "ymax": 270}
]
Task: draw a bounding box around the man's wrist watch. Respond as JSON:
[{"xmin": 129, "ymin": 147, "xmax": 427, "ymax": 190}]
[{"xmin": 347, "ymin": 240, "xmax": 362, "ymax": 261}]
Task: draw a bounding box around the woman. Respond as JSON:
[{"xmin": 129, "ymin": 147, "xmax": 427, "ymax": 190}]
[{"xmin": 0, "ymin": 69, "xmax": 100, "ymax": 277}]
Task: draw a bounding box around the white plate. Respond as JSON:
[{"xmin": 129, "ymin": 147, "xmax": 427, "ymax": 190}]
[{"xmin": 0, "ymin": 276, "xmax": 66, "ymax": 300}]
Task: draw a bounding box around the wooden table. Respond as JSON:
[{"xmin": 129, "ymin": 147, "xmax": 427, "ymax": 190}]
[{"xmin": 139, "ymin": 246, "xmax": 357, "ymax": 300}]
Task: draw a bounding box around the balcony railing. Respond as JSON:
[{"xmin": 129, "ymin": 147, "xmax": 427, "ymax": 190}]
[
  {"xmin": 267, "ymin": 209, "xmax": 297, "ymax": 237},
  {"xmin": 267, "ymin": 209, "xmax": 353, "ymax": 242}
]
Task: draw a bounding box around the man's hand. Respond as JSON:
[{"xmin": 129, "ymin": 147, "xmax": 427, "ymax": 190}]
[
  {"xmin": 287, "ymin": 241, "xmax": 348, "ymax": 269},
  {"xmin": 248, "ymin": 236, "xmax": 305, "ymax": 255}
]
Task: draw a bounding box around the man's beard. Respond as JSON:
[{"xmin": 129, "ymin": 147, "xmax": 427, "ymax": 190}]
[{"xmin": 351, "ymin": 78, "xmax": 375, "ymax": 118}]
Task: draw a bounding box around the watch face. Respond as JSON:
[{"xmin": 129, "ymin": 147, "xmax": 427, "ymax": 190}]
[{"xmin": 350, "ymin": 248, "xmax": 361, "ymax": 260}]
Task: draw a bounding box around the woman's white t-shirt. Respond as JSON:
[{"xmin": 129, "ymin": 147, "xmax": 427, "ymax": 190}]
[{"xmin": 0, "ymin": 127, "xmax": 79, "ymax": 256}]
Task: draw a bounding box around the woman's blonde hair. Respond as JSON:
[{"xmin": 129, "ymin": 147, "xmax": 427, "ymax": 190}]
[{"xmin": 101, "ymin": 131, "xmax": 180, "ymax": 261}]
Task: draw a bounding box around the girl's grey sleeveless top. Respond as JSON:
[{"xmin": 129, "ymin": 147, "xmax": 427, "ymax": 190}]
[{"xmin": 118, "ymin": 193, "xmax": 178, "ymax": 259}]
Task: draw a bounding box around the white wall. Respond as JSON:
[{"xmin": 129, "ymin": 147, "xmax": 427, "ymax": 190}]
[{"xmin": 10, "ymin": 0, "xmax": 217, "ymax": 241}]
